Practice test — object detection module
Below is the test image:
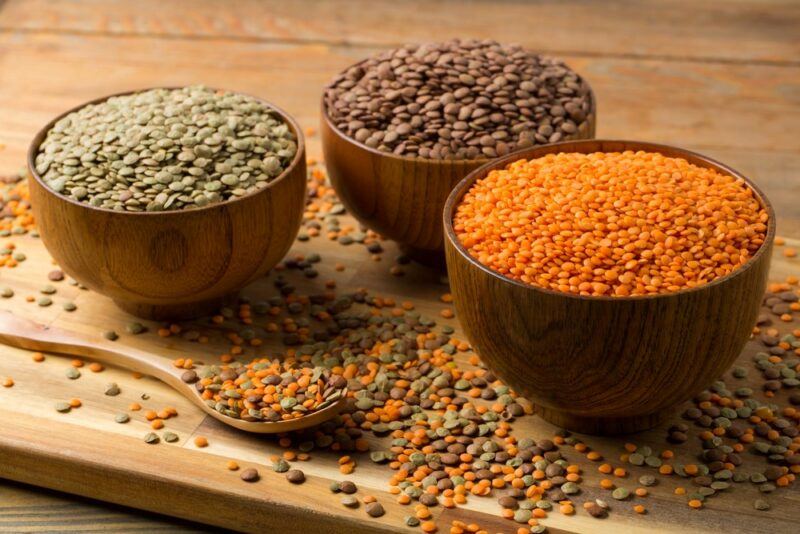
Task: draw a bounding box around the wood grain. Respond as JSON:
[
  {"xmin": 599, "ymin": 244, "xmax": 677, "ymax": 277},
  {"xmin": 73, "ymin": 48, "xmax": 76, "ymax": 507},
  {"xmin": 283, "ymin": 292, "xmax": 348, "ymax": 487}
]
[
  {"xmin": 1, "ymin": 0, "xmax": 799, "ymax": 65},
  {"xmin": 26, "ymin": 90, "xmax": 307, "ymax": 320},
  {"xmin": 320, "ymin": 89, "xmax": 595, "ymax": 255},
  {"xmin": 0, "ymin": 479, "xmax": 212, "ymax": 532},
  {"xmin": 444, "ymin": 140, "xmax": 775, "ymax": 434}
]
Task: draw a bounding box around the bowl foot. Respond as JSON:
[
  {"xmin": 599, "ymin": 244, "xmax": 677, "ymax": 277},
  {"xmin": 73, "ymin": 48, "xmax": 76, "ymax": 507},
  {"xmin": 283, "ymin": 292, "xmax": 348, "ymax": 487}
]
[
  {"xmin": 399, "ymin": 244, "xmax": 446, "ymax": 270},
  {"xmin": 535, "ymin": 405, "xmax": 671, "ymax": 435},
  {"xmin": 113, "ymin": 294, "xmax": 237, "ymax": 321}
]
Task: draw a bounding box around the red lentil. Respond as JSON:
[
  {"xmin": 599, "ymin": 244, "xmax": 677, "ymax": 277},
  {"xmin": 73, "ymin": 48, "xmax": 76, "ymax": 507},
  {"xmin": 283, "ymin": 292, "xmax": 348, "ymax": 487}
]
[{"xmin": 454, "ymin": 151, "xmax": 768, "ymax": 296}]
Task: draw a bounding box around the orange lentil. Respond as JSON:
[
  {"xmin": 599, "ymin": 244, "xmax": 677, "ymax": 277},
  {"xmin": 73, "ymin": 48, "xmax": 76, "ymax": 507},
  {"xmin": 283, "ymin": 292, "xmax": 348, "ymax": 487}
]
[
  {"xmin": 453, "ymin": 151, "xmax": 768, "ymax": 296},
  {"xmin": 69, "ymin": 398, "xmax": 81, "ymax": 408},
  {"xmin": 675, "ymin": 487, "xmax": 686, "ymax": 495},
  {"xmin": 688, "ymin": 499, "xmax": 703, "ymax": 509},
  {"xmin": 129, "ymin": 402, "xmax": 141, "ymax": 411},
  {"xmin": 785, "ymin": 248, "xmax": 798, "ymax": 258},
  {"xmin": 151, "ymin": 419, "xmax": 164, "ymax": 430},
  {"xmin": 613, "ymin": 467, "xmax": 627, "ymax": 478},
  {"xmin": 635, "ymin": 487, "xmax": 648, "ymax": 497},
  {"xmin": 634, "ymin": 504, "xmax": 646, "ymax": 514},
  {"xmin": 226, "ymin": 460, "xmax": 239, "ymax": 471},
  {"xmin": 88, "ymin": 362, "xmax": 104, "ymax": 372},
  {"xmin": 71, "ymin": 359, "xmax": 84, "ymax": 367},
  {"xmin": 362, "ymin": 495, "xmax": 376, "ymax": 504},
  {"xmin": 421, "ymin": 521, "xmax": 437, "ymax": 533},
  {"xmin": 194, "ymin": 436, "xmax": 209, "ymax": 448},
  {"xmin": 1, "ymin": 377, "xmax": 12, "ymax": 387},
  {"xmin": 32, "ymin": 352, "xmax": 44, "ymax": 362}
]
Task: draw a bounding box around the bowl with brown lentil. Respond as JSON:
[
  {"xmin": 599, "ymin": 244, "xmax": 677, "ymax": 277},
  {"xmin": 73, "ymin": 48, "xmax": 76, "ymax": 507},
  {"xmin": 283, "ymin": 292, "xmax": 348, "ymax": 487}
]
[
  {"xmin": 443, "ymin": 139, "xmax": 775, "ymax": 435},
  {"xmin": 321, "ymin": 39, "xmax": 595, "ymax": 262},
  {"xmin": 28, "ymin": 86, "xmax": 307, "ymax": 320}
]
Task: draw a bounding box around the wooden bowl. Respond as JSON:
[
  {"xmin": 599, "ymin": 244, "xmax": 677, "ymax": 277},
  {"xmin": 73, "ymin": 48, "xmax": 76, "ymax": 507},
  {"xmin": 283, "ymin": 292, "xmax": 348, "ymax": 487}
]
[
  {"xmin": 320, "ymin": 76, "xmax": 596, "ymax": 264},
  {"xmin": 443, "ymin": 140, "xmax": 775, "ymax": 435},
  {"xmin": 27, "ymin": 89, "xmax": 307, "ymax": 320}
]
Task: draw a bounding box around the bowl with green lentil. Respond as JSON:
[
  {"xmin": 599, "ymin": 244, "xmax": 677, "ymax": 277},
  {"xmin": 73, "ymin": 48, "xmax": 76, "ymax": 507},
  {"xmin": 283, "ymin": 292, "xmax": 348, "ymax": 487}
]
[
  {"xmin": 28, "ymin": 86, "xmax": 307, "ymax": 320},
  {"xmin": 321, "ymin": 38, "xmax": 595, "ymax": 263},
  {"xmin": 443, "ymin": 139, "xmax": 775, "ymax": 435}
]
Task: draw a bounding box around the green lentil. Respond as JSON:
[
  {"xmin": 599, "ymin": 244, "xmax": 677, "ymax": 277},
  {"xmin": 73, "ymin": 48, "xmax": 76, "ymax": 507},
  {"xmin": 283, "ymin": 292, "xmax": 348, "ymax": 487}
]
[
  {"xmin": 103, "ymin": 330, "xmax": 118, "ymax": 341},
  {"xmin": 612, "ymin": 487, "xmax": 630, "ymax": 500},
  {"xmin": 126, "ymin": 322, "xmax": 146, "ymax": 334}
]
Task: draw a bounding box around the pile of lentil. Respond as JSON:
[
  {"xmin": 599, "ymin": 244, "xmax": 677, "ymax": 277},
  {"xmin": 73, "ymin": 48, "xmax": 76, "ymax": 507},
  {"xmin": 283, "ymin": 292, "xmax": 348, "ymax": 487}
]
[
  {"xmin": 324, "ymin": 39, "xmax": 591, "ymax": 160},
  {"xmin": 454, "ymin": 151, "xmax": 769, "ymax": 296},
  {"xmin": 34, "ymin": 86, "xmax": 298, "ymax": 211},
  {"xmin": 185, "ymin": 356, "xmax": 347, "ymax": 421}
]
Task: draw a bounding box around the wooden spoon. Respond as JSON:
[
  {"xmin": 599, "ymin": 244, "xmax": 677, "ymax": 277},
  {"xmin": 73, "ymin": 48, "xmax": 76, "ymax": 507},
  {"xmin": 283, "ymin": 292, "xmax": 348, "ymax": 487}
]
[{"xmin": 0, "ymin": 312, "xmax": 348, "ymax": 433}]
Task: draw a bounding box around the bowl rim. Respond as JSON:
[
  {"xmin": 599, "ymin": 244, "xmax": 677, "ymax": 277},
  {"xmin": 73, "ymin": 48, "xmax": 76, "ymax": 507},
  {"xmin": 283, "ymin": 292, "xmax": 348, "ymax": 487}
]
[
  {"xmin": 320, "ymin": 56, "xmax": 596, "ymax": 165},
  {"xmin": 443, "ymin": 139, "xmax": 777, "ymax": 302},
  {"xmin": 27, "ymin": 86, "xmax": 306, "ymax": 217}
]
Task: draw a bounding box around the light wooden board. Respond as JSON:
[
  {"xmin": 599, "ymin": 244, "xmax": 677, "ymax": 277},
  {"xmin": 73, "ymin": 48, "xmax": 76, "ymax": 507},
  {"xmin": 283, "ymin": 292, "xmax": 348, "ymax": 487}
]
[{"xmin": 0, "ymin": 221, "xmax": 798, "ymax": 533}]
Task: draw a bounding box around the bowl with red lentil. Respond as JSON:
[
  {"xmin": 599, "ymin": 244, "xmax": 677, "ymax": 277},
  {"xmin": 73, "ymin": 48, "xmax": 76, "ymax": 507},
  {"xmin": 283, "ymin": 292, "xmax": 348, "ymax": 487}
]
[
  {"xmin": 321, "ymin": 39, "xmax": 596, "ymax": 262},
  {"xmin": 443, "ymin": 139, "xmax": 775, "ymax": 435},
  {"xmin": 27, "ymin": 87, "xmax": 307, "ymax": 320}
]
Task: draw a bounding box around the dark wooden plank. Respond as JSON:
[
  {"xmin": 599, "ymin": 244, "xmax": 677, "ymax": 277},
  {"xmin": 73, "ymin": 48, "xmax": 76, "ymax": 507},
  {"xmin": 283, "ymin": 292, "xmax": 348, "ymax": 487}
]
[
  {"xmin": 1, "ymin": 0, "xmax": 799, "ymax": 64},
  {"xmin": 0, "ymin": 479, "xmax": 213, "ymax": 532}
]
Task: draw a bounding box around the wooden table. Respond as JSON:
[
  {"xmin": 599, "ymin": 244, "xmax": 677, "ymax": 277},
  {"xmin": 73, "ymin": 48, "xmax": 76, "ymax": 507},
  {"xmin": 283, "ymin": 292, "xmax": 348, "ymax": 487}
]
[{"xmin": 0, "ymin": 1, "xmax": 798, "ymax": 532}]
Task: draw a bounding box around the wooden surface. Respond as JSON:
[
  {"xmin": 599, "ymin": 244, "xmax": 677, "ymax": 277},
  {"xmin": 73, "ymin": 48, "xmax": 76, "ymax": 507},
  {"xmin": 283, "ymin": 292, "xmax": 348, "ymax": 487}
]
[
  {"xmin": 27, "ymin": 90, "xmax": 307, "ymax": 320},
  {"xmin": 0, "ymin": 224, "xmax": 798, "ymax": 534},
  {"xmin": 443, "ymin": 140, "xmax": 775, "ymax": 435},
  {"xmin": 320, "ymin": 86, "xmax": 595, "ymax": 253},
  {"xmin": 0, "ymin": 0, "xmax": 798, "ymax": 532}
]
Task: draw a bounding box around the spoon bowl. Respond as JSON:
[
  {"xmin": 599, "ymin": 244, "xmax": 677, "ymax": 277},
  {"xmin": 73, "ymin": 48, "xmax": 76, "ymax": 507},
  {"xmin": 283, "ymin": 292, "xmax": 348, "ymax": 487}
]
[{"xmin": 0, "ymin": 313, "xmax": 347, "ymax": 433}]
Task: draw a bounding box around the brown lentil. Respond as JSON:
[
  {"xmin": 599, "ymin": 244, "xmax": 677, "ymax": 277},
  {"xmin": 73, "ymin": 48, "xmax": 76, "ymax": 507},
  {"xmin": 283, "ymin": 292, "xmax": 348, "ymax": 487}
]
[
  {"xmin": 239, "ymin": 468, "xmax": 259, "ymax": 482},
  {"xmin": 325, "ymin": 39, "xmax": 591, "ymax": 160}
]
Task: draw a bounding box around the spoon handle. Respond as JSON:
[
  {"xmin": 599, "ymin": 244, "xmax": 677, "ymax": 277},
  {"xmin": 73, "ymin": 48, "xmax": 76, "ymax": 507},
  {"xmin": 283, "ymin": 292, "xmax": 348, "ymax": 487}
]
[
  {"xmin": 0, "ymin": 311, "xmax": 349, "ymax": 433},
  {"xmin": 0, "ymin": 311, "xmax": 183, "ymax": 388}
]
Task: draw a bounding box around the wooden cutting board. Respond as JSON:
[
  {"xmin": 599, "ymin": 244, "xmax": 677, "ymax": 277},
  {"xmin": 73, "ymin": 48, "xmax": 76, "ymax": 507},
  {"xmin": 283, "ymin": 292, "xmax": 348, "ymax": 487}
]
[{"xmin": 0, "ymin": 212, "xmax": 798, "ymax": 533}]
